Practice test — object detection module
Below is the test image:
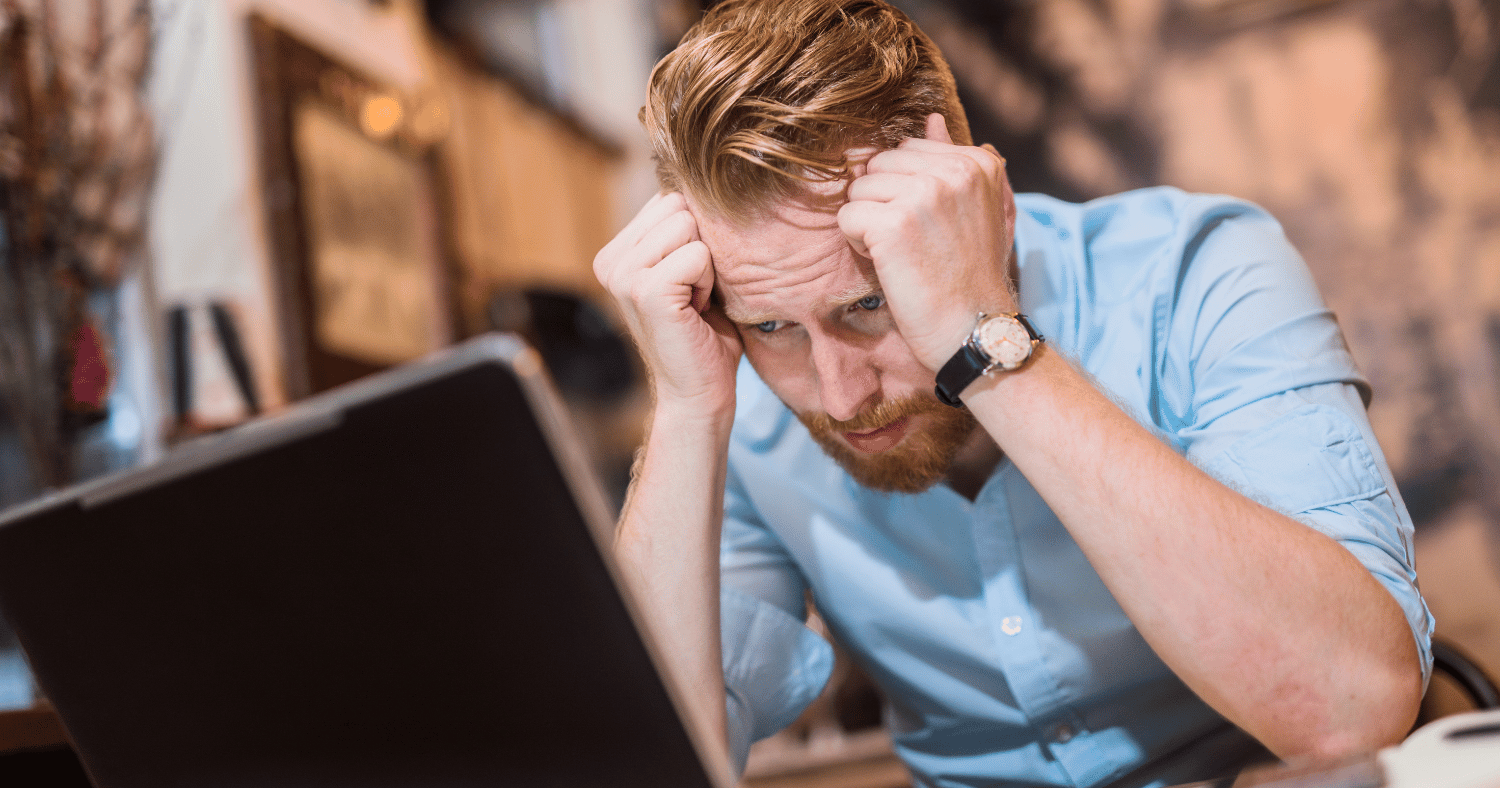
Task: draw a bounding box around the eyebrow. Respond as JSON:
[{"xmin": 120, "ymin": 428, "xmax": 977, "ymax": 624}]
[{"xmin": 722, "ymin": 278, "xmax": 882, "ymax": 326}]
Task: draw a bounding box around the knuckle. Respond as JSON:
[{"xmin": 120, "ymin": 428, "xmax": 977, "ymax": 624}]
[
  {"xmin": 891, "ymin": 207, "xmax": 919, "ymax": 235},
  {"xmin": 915, "ymin": 173, "xmax": 945, "ymax": 201},
  {"xmin": 606, "ymin": 267, "xmax": 632, "ymax": 297},
  {"xmin": 680, "ymin": 210, "xmax": 702, "ymax": 237},
  {"xmin": 950, "ymin": 155, "xmax": 981, "ymax": 182},
  {"xmin": 606, "ymin": 279, "xmax": 629, "ymax": 305},
  {"xmin": 656, "ymin": 212, "xmax": 690, "ymax": 246},
  {"xmin": 974, "ymin": 152, "xmax": 1000, "ymax": 178},
  {"xmin": 628, "ymin": 277, "xmax": 653, "ymax": 305}
]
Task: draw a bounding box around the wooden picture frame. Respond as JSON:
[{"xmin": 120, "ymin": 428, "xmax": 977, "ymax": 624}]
[{"xmin": 249, "ymin": 15, "xmax": 460, "ymax": 398}]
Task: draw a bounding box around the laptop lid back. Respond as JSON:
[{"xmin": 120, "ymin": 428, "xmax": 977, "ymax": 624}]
[{"xmin": 0, "ymin": 335, "xmax": 727, "ymax": 788}]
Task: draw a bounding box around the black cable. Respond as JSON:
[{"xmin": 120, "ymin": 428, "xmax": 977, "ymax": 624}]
[{"xmin": 1432, "ymin": 639, "xmax": 1500, "ymax": 710}]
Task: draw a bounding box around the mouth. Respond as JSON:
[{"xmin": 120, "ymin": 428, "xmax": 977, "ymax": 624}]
[{"xmin": 842, "ymin": 416, "xmax": 911, "ymax": 454}]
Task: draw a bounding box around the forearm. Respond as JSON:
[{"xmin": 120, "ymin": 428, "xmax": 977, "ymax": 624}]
[
  {"xmin": 614, "ymin": 400, "xmax": 734, "ymax": 764},
  {"xmin": 964, "ymin": 347, "xmax": 1422, "ymax": 759}
]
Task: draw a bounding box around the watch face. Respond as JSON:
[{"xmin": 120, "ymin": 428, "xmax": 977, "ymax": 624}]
[{"xmin": 976, "ymin": 315, "xmax": 1034, "ymax": 370}]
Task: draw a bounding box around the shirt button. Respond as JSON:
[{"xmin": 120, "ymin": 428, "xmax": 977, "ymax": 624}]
[
  {"xmin": 1051, "ymin": 724, "xmax": 1076, "ymax": 744},
  {"xmin": 1000, "ymin": 615, "xmax": 1023, "ymax": 635}
]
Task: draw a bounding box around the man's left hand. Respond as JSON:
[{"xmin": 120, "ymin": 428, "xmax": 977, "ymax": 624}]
[{"xmin": 838, "ymin": 113, "xmax": 1019, "ymax": 371}]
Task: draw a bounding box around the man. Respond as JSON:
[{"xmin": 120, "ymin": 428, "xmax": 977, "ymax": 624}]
[{"xmin": 593, "ymin": 1, "xmax": 1433, "ymax": 785}]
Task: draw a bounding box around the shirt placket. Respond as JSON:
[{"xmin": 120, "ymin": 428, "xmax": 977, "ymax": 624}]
[{"xmin": 971, "ymin": 471, "xmax": 1117, "ymax": 787}]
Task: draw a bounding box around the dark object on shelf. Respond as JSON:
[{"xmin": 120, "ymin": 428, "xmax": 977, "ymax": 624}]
[
  {"xmin": 168, "ymin": 305, "xmax": 193, "ymax": 422},
  {"xmin": 487, "ymin": 288, "xmax": 636, "ymax": 401},
  {"xmin": 208, "ymin": 302, "xmax": 261, "ymax": 416},
  {"xmin": 165, "ymin": 302, "xmax": 263, "ymax": 433}
]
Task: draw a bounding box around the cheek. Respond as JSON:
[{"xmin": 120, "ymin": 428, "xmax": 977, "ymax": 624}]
[
  {"xmin": 742, "ymin": 336, "xmax": 819, "ymax": 410},
  {"xmin": 872, "ymin": 330, "xmax": 934, "ymax": 391},
  {"xmin": 744, "ymin": 327, "xmax": 931, "ymax": 409}
]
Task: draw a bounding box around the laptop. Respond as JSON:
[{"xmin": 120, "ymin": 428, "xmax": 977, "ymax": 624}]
[{"xmin": 0, "ymin": 334, "xmax": 732, "ymax": 788}]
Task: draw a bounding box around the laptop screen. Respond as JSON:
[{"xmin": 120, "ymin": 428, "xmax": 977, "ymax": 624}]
[{"xmin": 0, "ymin": 336, "xmax": 724, "ymax": 788}]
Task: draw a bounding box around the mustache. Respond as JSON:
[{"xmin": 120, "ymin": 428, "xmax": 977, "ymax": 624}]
[{"xmin": 797, "ymin": 393, "xmax": 941, "ymax": 433}]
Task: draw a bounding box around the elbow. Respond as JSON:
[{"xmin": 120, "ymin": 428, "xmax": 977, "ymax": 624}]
[
  {"xmin": 1373, "ymin": 668, "xmax": 1425, "ymax": 748},
  {"xmin": 1275, "ymin": 664, "xmax": 1424, "ymax": 762}
]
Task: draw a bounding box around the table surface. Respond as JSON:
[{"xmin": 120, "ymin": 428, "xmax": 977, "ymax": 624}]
[{"xmin": 0, "ymin": 704, "xmax": 69, "ymax": 754}]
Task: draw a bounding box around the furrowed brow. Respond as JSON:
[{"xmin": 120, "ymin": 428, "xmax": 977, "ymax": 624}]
[
  {"xmin": 830, "ymin": 278, "xmax": 881, "ymax": 307},
  {"xmin": 722, "ymin": 277, "xmax": 882, "ymax": 326},
  {"xmin": 708, "ymin": 286, "xmax": 765, "ymax": 326},
  {"xmin": 723, "ymin": 304, "xmax": 781, "ymax": 326}
]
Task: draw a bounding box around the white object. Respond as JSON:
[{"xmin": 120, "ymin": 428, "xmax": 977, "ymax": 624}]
[{"xmin": 1381, "ymin": 709, "xmax": 1500, "ymax": 788}]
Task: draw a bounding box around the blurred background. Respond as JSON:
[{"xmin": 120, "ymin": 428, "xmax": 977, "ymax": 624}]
[{"xmin": 1, "ymin": 0, "xmax": 1498, "ymax": 785}]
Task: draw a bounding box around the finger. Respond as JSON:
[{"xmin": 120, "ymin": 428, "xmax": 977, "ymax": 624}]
[
  {"xmin": 646, "ymin": 240, "xmax": 715, "ymax": 312},
  {"xmin": 613, "ymin": 192, "xmax": 669, "ymax": 251},
  {"xmin": 846, "ymin": 172, "xmax": 913, "ymax": 204},
  {"xmin": 868, "ymin": 146, "xmax": 932, "ymax": 175},
  {"xmin": 836, "ymin": 200, "xmax": 880, "ymax": 259},
  {"xmin": 615, "ymin": 191, "xmax": 689, "ymax": 251},
  {"xmin": 845, "ymin": 146, "xmax": 880, "ymax": 180},
  {"xmin": 878, "ymin": 140, "xmax": 1004, "ymax": 168},
  {"xmin": 688, "ymin": 245, "xmax": 716, "ymax": 313},
  {"xmin": 866, "ymin": 146, "xmax": 953, "ymax": 176},
  {"xmin": 626, "ymin": 209, "xmax": 700, "ymax": 275},
  {"xmin": 870, "ymin": 145, "xmax": 1004, "ymax": 184},
  {"xmin": 701, "ymin": 304, "xmax": 741, "ymax": 343},
  {"xmin": 925, "ymin": 112, "xmax": 951, "ymax": 144},
  {"xmin": 601, "ymin": 211, "xmax": 698, "ymax": 301}
]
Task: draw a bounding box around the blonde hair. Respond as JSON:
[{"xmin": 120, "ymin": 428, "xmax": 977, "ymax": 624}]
[{"xmin": 642, "ymin": 0, "xmax": 970, "ymax": 220}]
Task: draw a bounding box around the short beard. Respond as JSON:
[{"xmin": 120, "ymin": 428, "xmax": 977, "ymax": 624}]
[{"xmin": 796, "ymin": 394, "xmax": 979, "ymax": 494}]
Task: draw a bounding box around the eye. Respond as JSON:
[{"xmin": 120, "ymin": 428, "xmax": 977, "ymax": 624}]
[
  {"xmin": 855, "ymin": 294, "xmax": 885, "ymax": 311},
  {"xmin": 754, "ymin": 320, "xmax": 783, "ymax": 333}
]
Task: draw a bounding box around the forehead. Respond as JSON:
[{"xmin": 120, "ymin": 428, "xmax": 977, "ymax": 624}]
[{"xmin": 692, "ymin": 193, "xmax": 876, "ymax": 322}]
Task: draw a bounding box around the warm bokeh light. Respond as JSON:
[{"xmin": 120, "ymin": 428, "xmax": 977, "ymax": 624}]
[{"xmin": 359, "ymin": 94, "xmax": 403, "ymax": 140}]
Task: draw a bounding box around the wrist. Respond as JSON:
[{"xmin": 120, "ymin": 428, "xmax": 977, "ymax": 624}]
[
  {"xmin": 959, "ymin": 338, "xmax": 1053, "ymax": 401},
  {"xmin": 933, "ymin": 311, "xmax": 1043, "ymax": 406},
  {"xmin": 651, "ymin": 393, "xmax": 736, "ymax": 436},
  {"xmin": 934, "ymin": 247, "xmax": 1022, "ymax": 367}
]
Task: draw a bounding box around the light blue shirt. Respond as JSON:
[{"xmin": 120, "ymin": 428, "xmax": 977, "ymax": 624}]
[{"xmin": 718, "ymin": 187, "xmax": 1435, "ymax": 788}]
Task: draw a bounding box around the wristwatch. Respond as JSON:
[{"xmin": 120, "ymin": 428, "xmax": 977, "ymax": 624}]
[{"xmin": 934, "ymin": 312, "xmax": 1043, "ymax": 407}]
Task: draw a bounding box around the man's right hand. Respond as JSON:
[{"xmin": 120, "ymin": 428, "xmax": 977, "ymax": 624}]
[
  {"xmin": 594, "ymin": 193, "xmax": 736, "ymax": 769},
  {"xmin": 594, "ymin": 192, "xmax": 742, "ymax": 415}
]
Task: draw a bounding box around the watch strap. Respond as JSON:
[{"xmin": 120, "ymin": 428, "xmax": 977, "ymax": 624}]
[
  {"xmin": 1013, "ymin": 313, "xmax": 1042, "ymax": 342},
  {"xmin": 933, "ymin": 313, "xmax": 1042, "ymax": 407},
  {"xmin": 934, "ymin": 341, "xmax": 991, "ymax": 407}
]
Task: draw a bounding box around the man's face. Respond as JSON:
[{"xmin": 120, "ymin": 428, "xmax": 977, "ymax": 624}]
[{"xmin": 694, "ymin": 191, "xmax": 977, "ymax": 494}]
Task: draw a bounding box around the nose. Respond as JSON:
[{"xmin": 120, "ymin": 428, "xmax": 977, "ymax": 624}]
[{"xmin": 809, "ymin": 331, "xmax": 879, "ymax": 423}]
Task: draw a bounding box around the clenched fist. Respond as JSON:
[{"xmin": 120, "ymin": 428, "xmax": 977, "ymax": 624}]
[
  {"xmin": 837, "ymin": 113, "xmax": 1019, "ymax": 371},
  {"xmin": 594, "ymin": 192, "xmax": 742, "ymax": 416}
]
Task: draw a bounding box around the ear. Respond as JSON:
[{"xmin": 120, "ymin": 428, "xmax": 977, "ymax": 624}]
[{"xmin": 925, "ymin": 112, "xmax": 952, "ymax": 144}]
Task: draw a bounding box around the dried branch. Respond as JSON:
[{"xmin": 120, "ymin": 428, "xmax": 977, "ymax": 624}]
[{"xmin": 0, "ymin": 0, "xmax": 155, "ymax": 489}]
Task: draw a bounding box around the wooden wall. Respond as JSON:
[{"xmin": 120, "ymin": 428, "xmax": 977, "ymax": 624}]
[{"xmin": 432, "ymin": 44, "xmax": 619, "ymax": 335}]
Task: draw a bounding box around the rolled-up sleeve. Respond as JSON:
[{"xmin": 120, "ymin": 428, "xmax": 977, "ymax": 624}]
[
  {"xmin": 719, "ymin": 466, "xmax": 834, "ymax": 773},
  {"xmin": 1191, "ymin": 385, "xmax": 1435, "ymax": 685},
  {"xmin": 1163, "ymin": 200, "xmax": 1434, "ymax": 684}
]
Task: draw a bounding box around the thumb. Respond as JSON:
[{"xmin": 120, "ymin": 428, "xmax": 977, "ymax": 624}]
[{"xmin": 925, "ymin": 112, "xmax": 952, "ymax": 144}]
